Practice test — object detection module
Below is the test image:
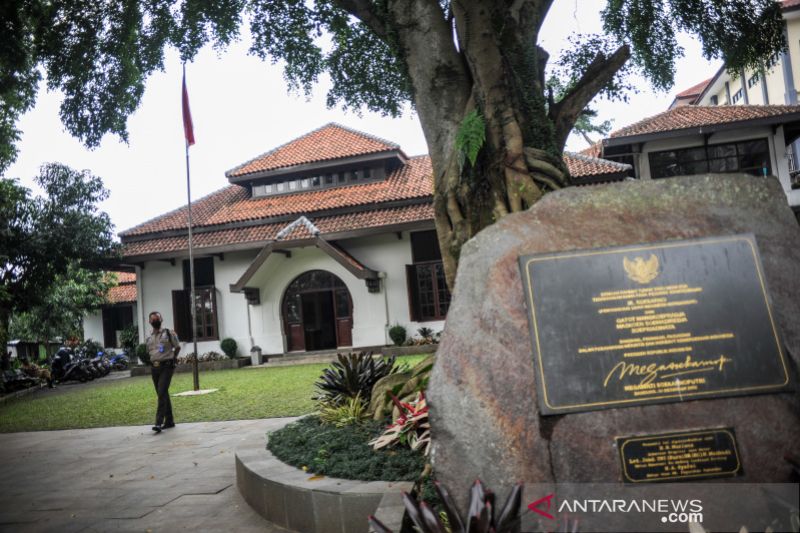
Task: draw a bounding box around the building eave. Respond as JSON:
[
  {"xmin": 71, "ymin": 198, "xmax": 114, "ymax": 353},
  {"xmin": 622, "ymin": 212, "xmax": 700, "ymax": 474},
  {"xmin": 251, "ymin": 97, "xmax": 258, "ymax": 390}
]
[
  {"xmin": 604, "ymin": 112, "xmax": 800, "ymax": 148},
  {"xmin": 119, "ymin": 197, "xmax": 433, "ymax": 244},
  {"xmin": 120, "ymin": 218, "xmax": 435, "ymax": 264},
  {"xmin": 225, "ymin": 150, "xmax": 407, "ymax": 183}
]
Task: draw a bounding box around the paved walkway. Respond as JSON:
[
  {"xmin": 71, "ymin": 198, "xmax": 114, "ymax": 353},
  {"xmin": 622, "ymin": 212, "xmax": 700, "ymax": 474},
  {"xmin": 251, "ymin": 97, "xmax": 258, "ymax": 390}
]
[{"xmin": 0, "ymin": 419, "xmax": 293, "ymax": 532}]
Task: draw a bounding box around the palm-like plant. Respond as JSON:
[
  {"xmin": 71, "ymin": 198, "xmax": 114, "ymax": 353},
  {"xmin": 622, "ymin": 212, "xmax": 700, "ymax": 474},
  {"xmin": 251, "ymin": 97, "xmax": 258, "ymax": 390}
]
[
  {"xmin": 313, "ymin": 352, "xmax": 400, "ymax": 406},
  {"xmin": 370, "ymin": 480, "xmax": 523, "ymax": 533}
]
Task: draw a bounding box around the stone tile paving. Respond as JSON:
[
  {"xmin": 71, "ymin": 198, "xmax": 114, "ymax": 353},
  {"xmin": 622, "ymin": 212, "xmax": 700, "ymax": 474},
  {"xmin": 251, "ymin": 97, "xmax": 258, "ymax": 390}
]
[{"xmin": 0, "ymin": 418, "xmax": 295, "ymax": 532}]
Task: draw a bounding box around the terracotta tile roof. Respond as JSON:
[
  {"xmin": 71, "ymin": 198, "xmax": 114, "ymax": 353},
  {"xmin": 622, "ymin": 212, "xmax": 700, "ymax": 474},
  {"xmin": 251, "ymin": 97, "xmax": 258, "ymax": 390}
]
[
  {"xmin": 578, "ymin": 142, "xmax": 602, "ymax": 158},
  {"xmin": 122, "ymin": 203, "xmax": 434, "ymax": 258},
  {"xmin": 121, "ymin": 156, "xmax": 432, "ymax": 237},
  {"xmin": 211, "ymin": 156, "xmax": 432, "ymax": 224},
  {"xmin": 675, "ymin": 78, "xmax": 712, "ymax": 99},
  {"xmin": 609, "ymin": 105, "xmax": 800, "ymax": 140},
  {"xmin": 227, "ymin": 123, "xmax": 401, "ymax": 178},
  {"xmin": 120, "ymin": 122, "xmax": 638, "ymax": 258},
  {"xmin": 564, "ymin": 152, "xmax": 631, "ymax": 178},
  {"xmin": 107, "ymin": 284, "xmax": 137, "ymax": 304},
  {"xmin": 113, "ymin": 272, "xmax": 136, "ymax": 284},
  {"xmin": 121, "ymin": 153, "xmax": 627, "ymax": 259},
  {"xmin": 104, "ymin": 271, "xmax": 137, "ymax": 304},
  {"xmin": 120, "ymin": 186, "xmax": 247, "ymax": 237}
]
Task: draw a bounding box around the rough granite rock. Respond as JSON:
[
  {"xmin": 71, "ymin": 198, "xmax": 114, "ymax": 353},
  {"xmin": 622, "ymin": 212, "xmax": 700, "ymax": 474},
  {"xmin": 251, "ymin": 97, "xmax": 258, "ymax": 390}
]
[{"xmin": 428, "ymin": 174, "xmax": 800, "ymax": 508}]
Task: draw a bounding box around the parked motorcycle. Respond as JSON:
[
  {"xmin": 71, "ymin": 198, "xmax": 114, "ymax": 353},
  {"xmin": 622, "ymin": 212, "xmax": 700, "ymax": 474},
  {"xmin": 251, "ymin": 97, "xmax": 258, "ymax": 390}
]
[
  {"xmin": 109, "ymin": 351, "xmax": 130, "ymax": 371},
  {"xmin": 90, "ymin": 351, "xmax": 111, "ymax": 377},
  {"xmin": 50, "ymin": 347, "xmax": 92, "ymax": 383},
  {"xmin": 72, "ymin": 347, "xmax": 100, "ymax": 379}
]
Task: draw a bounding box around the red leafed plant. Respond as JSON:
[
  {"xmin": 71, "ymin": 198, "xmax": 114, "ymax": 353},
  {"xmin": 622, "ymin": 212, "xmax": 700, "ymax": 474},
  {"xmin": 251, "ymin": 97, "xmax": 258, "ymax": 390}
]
[
  {"xmin": 369, "ymin": 391, "xmax": 431, "ymax": 455},
  {"xmin": 369, "ymin": 480, "xmax": 524, "ymax": 533}
]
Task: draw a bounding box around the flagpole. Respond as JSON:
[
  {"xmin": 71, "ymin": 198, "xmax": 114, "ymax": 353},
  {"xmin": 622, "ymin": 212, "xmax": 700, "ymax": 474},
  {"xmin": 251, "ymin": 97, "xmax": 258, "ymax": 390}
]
[{"xmin": 183, "ymin": 63, "xmax": 200, "ymax": 391}]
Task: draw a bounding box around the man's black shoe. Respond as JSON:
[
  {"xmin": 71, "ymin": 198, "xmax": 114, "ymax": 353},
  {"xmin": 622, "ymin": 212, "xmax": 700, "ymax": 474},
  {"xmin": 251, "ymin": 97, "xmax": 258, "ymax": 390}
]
[
  {"xmin": 151, "ymin": 425, "xmax": 162, "ymax": 433},
  {"xmin": 162, "ymin": 423, "xmax": 175, "ymax": 429}
]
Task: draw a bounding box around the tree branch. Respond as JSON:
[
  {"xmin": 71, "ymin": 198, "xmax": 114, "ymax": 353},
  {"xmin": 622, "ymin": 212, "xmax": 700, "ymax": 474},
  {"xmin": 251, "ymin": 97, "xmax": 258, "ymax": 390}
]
[
  {"xmin": 331, "ymin": 0, "xmax": 389, "ymax": 40},
  {"xmin": 549, "ymin": 44, "xmax": 630, "ymax": 151},
  {"xmin": 508, "ymin": 0, "xmax": 554, "ymax": 38}
]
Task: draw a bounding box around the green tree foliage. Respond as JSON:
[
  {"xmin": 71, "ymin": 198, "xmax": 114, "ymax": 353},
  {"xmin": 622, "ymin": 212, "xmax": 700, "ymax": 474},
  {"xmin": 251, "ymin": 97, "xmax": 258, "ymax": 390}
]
[
  {"xmin": 118, "ymin": 323, "xmax": 139, "ymax": 353},
  {"xmin": 0, "ymin": 0, "xmax": 786, "ymax": 284},
  {"xmin": 9, "ymin": 265, "xmax": 114, "ymax": 344},
  {"xmin": 0, "ymin": 163, "xmax": 118, "ymax": 351}
]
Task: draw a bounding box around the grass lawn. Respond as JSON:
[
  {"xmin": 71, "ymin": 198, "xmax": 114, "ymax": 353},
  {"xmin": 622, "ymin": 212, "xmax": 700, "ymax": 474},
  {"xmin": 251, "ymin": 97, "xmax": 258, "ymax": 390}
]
[{"xmin": 0, "ymin": 355, "xmax": 426, "ymax": 433}]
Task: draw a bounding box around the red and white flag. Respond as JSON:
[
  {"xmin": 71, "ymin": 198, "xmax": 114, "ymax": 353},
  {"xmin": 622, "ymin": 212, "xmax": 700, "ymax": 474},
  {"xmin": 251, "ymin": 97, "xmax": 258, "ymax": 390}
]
[{"xmin": 182, "ymin": 65, "xmax": 195, "ymax": 146}]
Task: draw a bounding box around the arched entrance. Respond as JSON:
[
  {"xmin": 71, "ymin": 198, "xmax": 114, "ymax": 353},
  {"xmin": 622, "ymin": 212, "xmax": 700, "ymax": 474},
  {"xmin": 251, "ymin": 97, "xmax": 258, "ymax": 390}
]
[{"xmin": 282, "ymin": 270, "xmax": 353, "ymax": 352}]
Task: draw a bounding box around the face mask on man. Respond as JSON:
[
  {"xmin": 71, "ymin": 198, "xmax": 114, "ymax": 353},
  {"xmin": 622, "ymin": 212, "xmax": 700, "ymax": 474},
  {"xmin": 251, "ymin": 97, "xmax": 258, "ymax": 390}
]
[{"xmin": 151, "ymin": 319, "xmax": 162, "ymax": 329}]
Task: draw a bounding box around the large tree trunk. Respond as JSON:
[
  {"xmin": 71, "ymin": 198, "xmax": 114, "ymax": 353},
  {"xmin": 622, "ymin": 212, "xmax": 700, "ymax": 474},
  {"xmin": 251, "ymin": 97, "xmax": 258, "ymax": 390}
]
[
  {"xmin": 379, "ymin": 0, "xmax": 628, "ymax": 289},
  {"xmin": 0, "ymin": 306, "xmax": 10, "ymax": 362}
]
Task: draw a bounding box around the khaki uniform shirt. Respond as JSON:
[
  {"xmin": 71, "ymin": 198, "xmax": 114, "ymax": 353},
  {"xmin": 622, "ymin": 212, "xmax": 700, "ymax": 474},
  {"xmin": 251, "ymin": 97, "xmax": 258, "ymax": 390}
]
[{"xmin": 146, "ymin": 328, "xmax": 181, "ymax": 363}]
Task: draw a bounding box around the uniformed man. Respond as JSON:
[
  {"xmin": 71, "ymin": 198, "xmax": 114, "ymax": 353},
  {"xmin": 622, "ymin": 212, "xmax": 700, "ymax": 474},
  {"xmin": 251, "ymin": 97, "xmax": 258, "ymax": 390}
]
[{"xmin": 146, "ymin": 311, "xmax": 181, "ymax": 433}]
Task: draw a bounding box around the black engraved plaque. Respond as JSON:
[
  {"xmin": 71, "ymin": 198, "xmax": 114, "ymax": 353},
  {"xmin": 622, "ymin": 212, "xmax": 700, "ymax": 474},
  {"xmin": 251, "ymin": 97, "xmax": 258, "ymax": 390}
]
[
  {"xmin": 519, "ymin": 234, "xmax": 791, "ymax": 415},
  {"xmin": 617, "ymin": 428, "xmax": 743, "ymax": 483}
]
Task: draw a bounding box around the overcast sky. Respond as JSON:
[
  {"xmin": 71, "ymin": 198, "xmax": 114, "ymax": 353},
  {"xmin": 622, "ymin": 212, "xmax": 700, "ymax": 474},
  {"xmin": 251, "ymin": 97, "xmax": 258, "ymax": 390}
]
[{"xmin": 6, "ymin": 1, "xmax": 718, "ymax": 237}]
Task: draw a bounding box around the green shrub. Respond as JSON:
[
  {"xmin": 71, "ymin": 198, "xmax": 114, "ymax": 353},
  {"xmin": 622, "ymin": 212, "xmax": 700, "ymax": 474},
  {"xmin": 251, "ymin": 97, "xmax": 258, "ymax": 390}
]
[
  {"xmin": 417, "ymin": 327, "xmax": 434, "ymax": 341},
  {"xmin": 220, "ymin": 338, "xmax": 237, "ymax": 358},
  {"xmin": 118, "ymin": 324, "xmax": 139, "ymax": 353},
  {"xmin": 313, "ymin": 352, "xmax": 401, "ymax": 406},
  {"xmin": 267, "ymin": 415, "xmax": 425, "ymax": 481},
  {"xmin": 388, "ymin": 324, "xmax": 407, "ymax": 346},
  {"xmin": 82, "ymin": 339, "xmax": 103, "ymax": 357},
  {"xmin": 318, "ymin": 394, "xmax": 368, "ymax": 428},
  {"xmin": 135, "ymin": 343, "xmax": 149, "ymax": 365}
]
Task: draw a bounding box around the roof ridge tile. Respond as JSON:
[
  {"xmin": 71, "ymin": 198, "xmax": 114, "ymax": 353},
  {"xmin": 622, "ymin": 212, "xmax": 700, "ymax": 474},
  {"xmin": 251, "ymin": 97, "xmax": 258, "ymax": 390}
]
[{"xmin": 226, "ymin": 123, "xmax": 402, "ymax": 178}]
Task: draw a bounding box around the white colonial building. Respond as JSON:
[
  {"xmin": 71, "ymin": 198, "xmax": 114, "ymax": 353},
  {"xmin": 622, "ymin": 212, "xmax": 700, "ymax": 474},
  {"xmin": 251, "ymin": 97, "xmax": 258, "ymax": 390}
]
[{"xmin": 85, "ymin": 123, "xmax": 629, "ymax": 355}]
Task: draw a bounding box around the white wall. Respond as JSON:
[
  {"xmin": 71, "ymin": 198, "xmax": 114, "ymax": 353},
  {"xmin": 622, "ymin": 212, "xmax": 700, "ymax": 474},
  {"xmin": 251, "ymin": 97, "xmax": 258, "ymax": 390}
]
[
  {"xmin": 632, "ymin": 127, "xmax": 798, "ymax": 206},
  {"xmin": 137, "ymin": 252, "xmax": 257, "ymax": 355},
  {"xmin": 83, "ymin": 304, "xmax": 139, "ymax": 348},
  {"xmin": 136, "ymin": 233, "xmax": 446, "ymax": 356},
  {"xmin": 343, "ymin": 232, "xmax": 446, "ymax": 337},
  {"xmin": 83, "ymin": 312, "xmax": 105, "ymax": 345}
]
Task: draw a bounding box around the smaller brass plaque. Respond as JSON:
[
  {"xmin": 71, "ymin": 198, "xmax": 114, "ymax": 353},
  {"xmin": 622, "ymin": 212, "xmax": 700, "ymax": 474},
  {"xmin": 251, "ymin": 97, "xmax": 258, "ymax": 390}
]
[{"xmin": 617, "ymin": 428, "xmax": 742, "ymax": 483}]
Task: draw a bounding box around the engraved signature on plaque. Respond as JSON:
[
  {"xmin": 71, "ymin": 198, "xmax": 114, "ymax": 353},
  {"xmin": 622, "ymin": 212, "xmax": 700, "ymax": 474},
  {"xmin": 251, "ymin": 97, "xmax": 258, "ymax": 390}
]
[{"xmin": 519, "ymin": 234, "xmax": 791, "ymax": 415}]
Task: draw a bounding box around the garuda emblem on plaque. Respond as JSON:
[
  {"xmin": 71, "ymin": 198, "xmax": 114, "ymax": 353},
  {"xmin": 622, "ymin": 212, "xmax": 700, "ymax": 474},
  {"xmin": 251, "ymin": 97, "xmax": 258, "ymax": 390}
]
[{"xmin": 623, "ymin": 254, "xmax": 660, "ymax": 284}]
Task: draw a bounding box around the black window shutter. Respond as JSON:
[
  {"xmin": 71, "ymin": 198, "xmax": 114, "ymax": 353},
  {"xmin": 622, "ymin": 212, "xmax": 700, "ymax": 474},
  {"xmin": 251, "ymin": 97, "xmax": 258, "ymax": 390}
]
[
  {"xmin": 101, "ymin": 308, "xmax": 115, "ymax": 347},
  {"xmin": 172, "ymin": 290, "xmax": 191, "ymax": 340},
  {"xmin": 405, "ymin": 265, "xmax": 420, "ymax": 322}
]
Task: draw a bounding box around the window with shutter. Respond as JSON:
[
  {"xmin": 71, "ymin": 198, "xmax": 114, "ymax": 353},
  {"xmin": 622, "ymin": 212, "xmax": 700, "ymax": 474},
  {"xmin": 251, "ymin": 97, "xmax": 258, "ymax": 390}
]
[
  {"xmin": 406, "ymin": 231, "xmax": 451, "ymax": 322},
  {"xmin": 171, "ymin": 290, "xmax": 191, "ymax": 341}
]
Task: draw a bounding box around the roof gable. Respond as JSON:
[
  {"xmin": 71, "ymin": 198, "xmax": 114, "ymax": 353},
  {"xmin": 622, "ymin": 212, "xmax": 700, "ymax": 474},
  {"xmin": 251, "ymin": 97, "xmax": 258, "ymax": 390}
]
[
  {"xmin": 226, "ymin": 123, "xmax": 403, "ymax": 179},
  {"xmin": 675, "ymin": 78, "xmax": 712, "ymax": 99}
]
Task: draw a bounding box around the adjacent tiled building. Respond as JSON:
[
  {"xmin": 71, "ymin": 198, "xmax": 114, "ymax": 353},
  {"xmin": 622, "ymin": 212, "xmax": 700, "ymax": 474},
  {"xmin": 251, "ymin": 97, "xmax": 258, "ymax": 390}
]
[
  {"xmin": 84, "ymin": 272, "xmax": 139, "ymax": 348},
  {"xmin": 597, "ymin": 105, "xmax": 800, "ymax": 210},
  {"xmin": 655, "ymin": 0, "xmax": 800, "ymax": 204}
]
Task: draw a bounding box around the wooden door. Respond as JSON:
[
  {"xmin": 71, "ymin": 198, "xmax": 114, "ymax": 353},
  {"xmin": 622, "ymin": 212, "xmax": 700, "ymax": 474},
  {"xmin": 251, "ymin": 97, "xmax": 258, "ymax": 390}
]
[
  {"xmin": 335, "ymin": 318, "xmax": 353, "ymax": 347},
  {"xmin": 333, "ymin": 289, "xmax": 353, "ymax": 347},
  {"xmin": 287, "ymin": 323, "xmax": 305, "ymax": 352}
]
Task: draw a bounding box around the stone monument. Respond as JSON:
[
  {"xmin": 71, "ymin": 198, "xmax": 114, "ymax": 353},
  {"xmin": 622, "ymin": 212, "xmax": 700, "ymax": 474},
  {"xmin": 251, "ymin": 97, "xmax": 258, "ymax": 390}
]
[{"xmin": 428, "ymin": 174, "xmax": 800, "ymax": 504}]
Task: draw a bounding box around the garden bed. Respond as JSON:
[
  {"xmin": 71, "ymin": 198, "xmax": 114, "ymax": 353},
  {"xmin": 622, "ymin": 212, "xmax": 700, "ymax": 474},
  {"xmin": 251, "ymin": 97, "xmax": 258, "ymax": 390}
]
[
  {"xmin": 130, "ymin": 357, "xmax": 250, "ymax": 376},
  {"xmin": 267, "ymin": 415, "xmax": 425, "ymax": 481},
  {"xmin": 236, "ymin": 427, "xmax": 412, "ymax": 533},
  {"xmin": 381, "ymin": 344, "xmax": 437, "ymax": 357}
]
